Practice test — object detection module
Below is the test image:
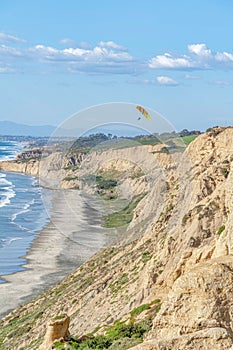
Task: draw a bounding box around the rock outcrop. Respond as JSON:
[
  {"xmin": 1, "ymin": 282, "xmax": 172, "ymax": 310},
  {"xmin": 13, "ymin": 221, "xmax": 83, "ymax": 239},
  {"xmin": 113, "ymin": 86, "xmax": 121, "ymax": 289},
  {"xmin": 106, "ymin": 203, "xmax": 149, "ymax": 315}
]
[
  {"xmin": 39, "ymin": 315, "xmax": 70, "ymax": 350},
  {"xmin": 0, "ymin": 159, "xmax": 40, "ymax": 176}
]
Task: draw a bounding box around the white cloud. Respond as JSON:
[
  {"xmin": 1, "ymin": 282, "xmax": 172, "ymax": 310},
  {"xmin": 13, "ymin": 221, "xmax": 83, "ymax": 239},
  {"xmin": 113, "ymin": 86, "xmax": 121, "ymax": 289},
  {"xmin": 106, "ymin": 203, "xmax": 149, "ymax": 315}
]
[
  {"xmin": 1, "ymin": 37, "xmax": 233, "ymax": 76},
  {"xmin": 149, "ymin": 44, "xmax": 233, "ymax": 71},
  {"xmin": 215, "ymin": 51, "xmax": 233, "ymax": 62},
  {"xmin": 157, "ymin": 76, "xmax": 179, "ymax": 86},
  {"xmin": 0, "ymin": 44, "xmax": 23, "ymax": 57},
  {"xmin": 188, "ymin": 43, "xmax": 211, "ymax": 57},
  {"xmin": 0, "ymin": 38, "xmax": 136, "ymax": 74},
  {"xmin": 149, "ymin": 53, "xmax": 193, "ymax": 69},
  {"xmin": 0, "ymin": 32, "xmax": 26, "ymax": 44},
  {"xmin": 30, "ymin": 44, "xmax": 132, "ymax": 62},
  {"xmin": 28, "ymin": 42, "xmax": 135, "ymax": 74},
  {"xmin": 98, "ymin": 41, "xmax": 126, "ymax": 51}
]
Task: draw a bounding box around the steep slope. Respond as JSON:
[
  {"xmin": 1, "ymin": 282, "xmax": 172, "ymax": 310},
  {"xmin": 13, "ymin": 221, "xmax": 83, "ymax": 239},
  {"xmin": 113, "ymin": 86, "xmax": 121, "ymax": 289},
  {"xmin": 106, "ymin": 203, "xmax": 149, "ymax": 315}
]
[{"xmin": 0, "ymin": 127, "xmax": 233, "ymax": 350}]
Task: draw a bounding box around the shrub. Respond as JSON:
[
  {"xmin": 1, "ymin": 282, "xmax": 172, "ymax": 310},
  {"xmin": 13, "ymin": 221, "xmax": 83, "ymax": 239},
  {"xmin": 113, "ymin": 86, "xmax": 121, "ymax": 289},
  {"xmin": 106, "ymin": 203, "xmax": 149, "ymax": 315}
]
[
  {"xmin": 130, "ymin": 304, "xmax": 150, "ymax": 316},
  {"xmin": 220, "ymin": 167, "xmax": 229, "ymax": 178},
  {"xmin": 141, "ymin": 252, "xmax": 152, "ymax": 263},
  {"xmin": 53, "ymin": 319, "xmax": 152, "ymax": 349},
  {"xmin": 217, "ymin": 225, "xmax": 225, "ymax": 235}
]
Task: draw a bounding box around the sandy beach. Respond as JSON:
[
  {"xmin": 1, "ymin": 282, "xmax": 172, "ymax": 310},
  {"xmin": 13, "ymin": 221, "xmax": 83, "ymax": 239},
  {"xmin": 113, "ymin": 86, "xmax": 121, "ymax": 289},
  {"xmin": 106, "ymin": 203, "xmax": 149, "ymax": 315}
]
[{"xmin": 0, "ymin": 189, "xmax": 107, "ymax": 318}]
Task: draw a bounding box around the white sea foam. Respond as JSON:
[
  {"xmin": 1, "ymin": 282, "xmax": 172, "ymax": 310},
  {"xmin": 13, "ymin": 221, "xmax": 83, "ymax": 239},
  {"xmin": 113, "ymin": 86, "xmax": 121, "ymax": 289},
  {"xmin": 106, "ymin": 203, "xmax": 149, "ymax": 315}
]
[
  {"xmin": 11, "ymin": 199, "xmax": 35, "ymax": 221},
  {"xmin": 0, "ymin": 141, "xmax": 25, "ymax": 162},
  {"xmin": 0, "ymin": 177, "xmax": 12, "ymax": 186},
  {"xmin": 0, "ymin": 176, "xmax": 16, "ymax": 208},
  {"xmin": 1, "ymin": 237, "xmax": 23, "ymax": 246}
]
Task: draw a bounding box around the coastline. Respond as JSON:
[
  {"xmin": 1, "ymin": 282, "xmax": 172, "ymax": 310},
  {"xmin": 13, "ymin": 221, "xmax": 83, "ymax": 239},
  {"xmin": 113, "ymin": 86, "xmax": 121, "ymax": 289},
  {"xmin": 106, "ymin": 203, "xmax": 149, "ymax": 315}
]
[{"xmin": 0, "ymin": 187, "xmax": 107, "ymax": 318}]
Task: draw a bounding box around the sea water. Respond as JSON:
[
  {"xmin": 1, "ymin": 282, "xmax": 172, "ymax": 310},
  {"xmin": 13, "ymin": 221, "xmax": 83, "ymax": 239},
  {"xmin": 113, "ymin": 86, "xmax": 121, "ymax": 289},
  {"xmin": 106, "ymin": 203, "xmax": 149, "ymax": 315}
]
[{"xmin": 0, "ymin": 141, "xmax": 50, "ymax": 280}]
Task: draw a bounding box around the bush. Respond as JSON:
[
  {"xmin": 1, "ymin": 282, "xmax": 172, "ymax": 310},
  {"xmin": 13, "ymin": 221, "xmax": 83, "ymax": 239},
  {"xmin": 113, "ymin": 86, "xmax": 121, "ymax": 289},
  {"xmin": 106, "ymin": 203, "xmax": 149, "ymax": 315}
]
[
  {"xmin": 96, "ymin": 176, "xmax": 117, "ymax": 190},
  {"xmin": 130, "ymin": 304, "xmax": 150, "ymax": 316},
  {"xmin": 217, "ymin": 225, "xmax": 225, "ymax": 235}
]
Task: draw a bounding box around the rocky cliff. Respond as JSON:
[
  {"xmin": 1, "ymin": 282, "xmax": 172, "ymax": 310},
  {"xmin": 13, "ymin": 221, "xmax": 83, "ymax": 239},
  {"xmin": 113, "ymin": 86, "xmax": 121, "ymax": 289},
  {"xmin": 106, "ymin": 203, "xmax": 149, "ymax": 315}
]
[
  {"xmin": 0, "ymin": 158, "xmax": 40, "ymax": 176},
  {"xmin": 0, "ymin": 127, "xmax": 233, "ymax": 350}
]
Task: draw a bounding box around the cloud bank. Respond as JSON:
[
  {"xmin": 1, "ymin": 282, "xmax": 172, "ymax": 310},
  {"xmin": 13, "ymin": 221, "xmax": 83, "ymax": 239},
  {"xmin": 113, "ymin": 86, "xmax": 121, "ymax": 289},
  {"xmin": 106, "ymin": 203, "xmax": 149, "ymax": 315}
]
[
  {"xmin": 0, "ymin": 33, "xmax": 233, "ymax": 78},
  {"xmin": 149, "ymin": 43, "xmax": 233, "ymax": 70}
]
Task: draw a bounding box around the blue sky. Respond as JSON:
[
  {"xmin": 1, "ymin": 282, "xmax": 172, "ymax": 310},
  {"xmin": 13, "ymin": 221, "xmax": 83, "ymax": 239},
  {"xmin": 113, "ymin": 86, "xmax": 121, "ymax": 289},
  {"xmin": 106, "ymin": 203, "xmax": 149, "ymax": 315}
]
[{"xmin": 0, "ymin": 0, "xmax": 233, "ymax": 131}]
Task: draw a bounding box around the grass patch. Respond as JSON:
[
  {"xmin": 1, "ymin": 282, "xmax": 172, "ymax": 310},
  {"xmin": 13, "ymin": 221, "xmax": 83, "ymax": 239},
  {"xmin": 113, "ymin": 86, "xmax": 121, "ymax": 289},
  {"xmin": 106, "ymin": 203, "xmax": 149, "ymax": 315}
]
[
  {"xmin": 53, "ymin": 319, "xmax": 152, "ymax": 349},
  {"xmin": 63, "ymin": 176, "xmax": 78, "ymax": 181},
  {"xmin": 141, "ymin": 251, "xmax": 152, "ymax": 264},
  {"xmin": 96, "ymin": 175, "xmax": 118, "ymax": 190},
  {"xmin": 0, "ymin": 310, "xmax": 43, "ymax": 345},
  {"xmin": 217, "ymin": 225, "xmax": 225, "ymax": 235},
  {"xmin": 53, "ymin": 314, "xmax": 67, "ymax": 320},
  {"xmin": 130, "ymin": 304, "xmax": 150, "ymax": 316},
  {"xmin": 181, "ymin": 135, "xmax": 198, "ymax": 145},
  {"xmin": 102, "ymin": 193, "xmax": 146, "ymax": 228},
  {"xmin": 110, "ymin": 273, "xmax": 129, "ymax": 294}
]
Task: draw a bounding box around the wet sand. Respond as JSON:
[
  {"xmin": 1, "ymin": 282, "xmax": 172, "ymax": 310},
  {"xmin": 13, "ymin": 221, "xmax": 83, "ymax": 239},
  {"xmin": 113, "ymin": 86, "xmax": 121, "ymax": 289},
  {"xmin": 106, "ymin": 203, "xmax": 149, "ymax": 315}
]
[{"xmin": 0, "ymin": 189, "xmax": 107, "ymax": 318}]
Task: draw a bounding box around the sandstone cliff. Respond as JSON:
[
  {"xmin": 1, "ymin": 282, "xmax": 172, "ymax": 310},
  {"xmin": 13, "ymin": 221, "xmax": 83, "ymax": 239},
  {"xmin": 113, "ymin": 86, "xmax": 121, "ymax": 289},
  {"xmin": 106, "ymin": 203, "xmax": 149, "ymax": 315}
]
[{"xmin": 0, "ymin": 127, "xmax": 233, "ymax": 350}]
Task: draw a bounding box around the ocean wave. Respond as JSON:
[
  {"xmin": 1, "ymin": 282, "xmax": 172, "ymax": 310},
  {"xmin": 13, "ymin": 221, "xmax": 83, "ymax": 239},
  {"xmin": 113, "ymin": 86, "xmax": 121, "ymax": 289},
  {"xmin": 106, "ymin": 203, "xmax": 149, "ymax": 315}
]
[
  {"xmin": 0, "ymin": 177, "xmax": 12, "ymax": 186},
  {"xmin": 11, "ymin": 199, "xmax": 35, "ymax": 222},
  {"xmin": 0, "ymin": 237, "xmax": 23, "ymax": 248},
  {"xmin": 10, "ymin": 220, "xmax": 35, "ymax": 234},
  {"xmin": 0, "ymin": 141, "xmax": 25, "ymax": 162},
  {"xmin": 0, "ymin": 172, "xmax": 15, "ymax": 208},
  {"xmin": 0, "ymin": 186, "xmax": 16, "ymax": 208}
]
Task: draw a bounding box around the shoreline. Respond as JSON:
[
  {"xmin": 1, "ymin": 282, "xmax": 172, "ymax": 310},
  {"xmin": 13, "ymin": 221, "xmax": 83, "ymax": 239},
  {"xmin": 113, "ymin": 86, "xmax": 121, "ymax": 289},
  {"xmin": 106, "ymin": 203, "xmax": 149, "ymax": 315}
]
[{"xmin": 0, "ymin": 187, "xmax": 107, "ymax": 319}]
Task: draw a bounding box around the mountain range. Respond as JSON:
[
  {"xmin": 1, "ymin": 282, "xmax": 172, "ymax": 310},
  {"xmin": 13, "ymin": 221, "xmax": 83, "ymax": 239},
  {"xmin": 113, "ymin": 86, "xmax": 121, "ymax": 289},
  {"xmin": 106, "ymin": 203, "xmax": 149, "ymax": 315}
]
[{"xmin": 0, "ymin": 121, "xmax": 56, "ymax": 137}]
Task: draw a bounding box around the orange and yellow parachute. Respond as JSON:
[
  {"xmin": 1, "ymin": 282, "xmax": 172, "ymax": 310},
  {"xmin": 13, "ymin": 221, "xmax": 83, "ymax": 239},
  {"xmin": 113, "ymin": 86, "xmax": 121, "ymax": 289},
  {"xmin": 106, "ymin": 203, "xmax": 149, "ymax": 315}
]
[{"xmin": 136, "ymin": 105, "xmax": 151, "ymax": 121}]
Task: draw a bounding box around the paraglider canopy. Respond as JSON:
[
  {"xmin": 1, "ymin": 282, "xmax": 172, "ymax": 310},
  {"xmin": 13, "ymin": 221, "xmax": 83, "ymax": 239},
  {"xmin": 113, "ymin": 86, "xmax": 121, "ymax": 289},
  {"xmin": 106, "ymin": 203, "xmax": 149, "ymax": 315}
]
[{"xmin": 136, "ymin": 105, "xmax": 151, "ymax": 121}]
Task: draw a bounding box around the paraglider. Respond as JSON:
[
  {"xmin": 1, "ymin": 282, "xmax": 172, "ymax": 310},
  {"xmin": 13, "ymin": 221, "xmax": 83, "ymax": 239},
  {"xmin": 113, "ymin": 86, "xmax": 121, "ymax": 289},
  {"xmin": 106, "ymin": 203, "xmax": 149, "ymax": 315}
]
[{"xmin": 136, "ymin": 105, "xmax": 151, "ymax": 122}]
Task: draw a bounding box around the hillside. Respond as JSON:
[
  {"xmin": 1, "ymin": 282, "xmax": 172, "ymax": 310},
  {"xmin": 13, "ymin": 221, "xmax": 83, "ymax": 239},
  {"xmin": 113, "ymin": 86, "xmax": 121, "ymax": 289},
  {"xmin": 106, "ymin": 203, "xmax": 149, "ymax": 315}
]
[
  {"xmin": 0, "ymin": 121, "xmax": 55, "ymax": 137},
  {"xmin": 0, "ymin": 127, "xmax": 233, "ymax": 349}
]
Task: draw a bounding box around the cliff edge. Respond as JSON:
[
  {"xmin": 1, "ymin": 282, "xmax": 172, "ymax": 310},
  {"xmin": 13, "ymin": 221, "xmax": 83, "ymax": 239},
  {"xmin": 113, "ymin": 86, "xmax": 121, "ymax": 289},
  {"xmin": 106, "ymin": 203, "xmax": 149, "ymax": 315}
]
[{"xmin": 0, "ymin": 127, "xmax": 233, "ymax": 350}]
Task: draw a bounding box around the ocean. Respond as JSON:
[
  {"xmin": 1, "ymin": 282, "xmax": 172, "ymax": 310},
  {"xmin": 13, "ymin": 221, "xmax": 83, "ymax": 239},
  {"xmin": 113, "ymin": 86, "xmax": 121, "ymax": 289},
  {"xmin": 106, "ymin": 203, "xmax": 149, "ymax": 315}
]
[{"xmin": 0, "ymin": 141, "xmax": 50, "ymax": 281}]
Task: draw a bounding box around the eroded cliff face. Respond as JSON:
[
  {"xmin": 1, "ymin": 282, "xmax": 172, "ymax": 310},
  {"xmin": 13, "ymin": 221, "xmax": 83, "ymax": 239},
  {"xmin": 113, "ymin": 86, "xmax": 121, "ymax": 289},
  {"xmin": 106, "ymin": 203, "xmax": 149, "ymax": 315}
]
[
  {"xmin": 0, "ymin": 127, "xmax": 233, "ymax": 350},
  {"xmin": 0, "ymin": 159, "xmax": 40, "ymax": 176}
]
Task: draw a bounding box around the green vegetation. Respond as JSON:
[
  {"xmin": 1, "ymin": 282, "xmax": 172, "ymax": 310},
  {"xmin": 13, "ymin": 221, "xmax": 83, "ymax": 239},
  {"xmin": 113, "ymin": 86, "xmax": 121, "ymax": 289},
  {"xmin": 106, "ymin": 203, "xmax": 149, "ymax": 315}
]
[
  {"xmin": 220, "ymin": 167, "xmax": 230, "ymax": 178},
  {"xmin": 53, "ymin": 299, "xmax": 162, "ymax": 350},
  {"xmin": 66, "ymin": 130, "xmax": 200, "ymax": 153},
  {"xmin": 182, "ymin": 212, "xmax": 191, "ymax": 225},
  {"xmin": 53, "ymin": 319, "xmax": 152, "ymax": 350},
  {"xmin": 63, "ymin": 175, "xmax": 79, "ymax": 181},
  {"xmin": 181, "ymin": 134, "xmax": 198, "ymax": 145},
  {"xmin": 166, "ymin": 203, "xmax": 174, "ymax": 212},
  {"xmin": 102, "ymin": 193, "xmax": 146, "ymax": 228},
  {"xmin": 53, "ymin": 314, "xmax": 67, "ymax": 320},
  {"xmin": 130, "ymin": 304, "xmax": 150, "ymax": 316},
  {"xmin": 110, "ymin": 273, "xmax": 129, "ymax": 294},
  {"xmin": 63, "ymin": 164, "xmax": 80, "ymax": 171},
  {"xmin": 71, "ymin": 133, "xmax": 112, "ymax": 150},
  {"xmin": 141, "ymin": 251, "xmax": 152, "ymax": 264},
  {"xmin": 217, "ymin": 225, "xmax": 225, "ymax": 235},
  {"xmin": 96, "ymin": 175, "xmax": 118, "ymax": 190},
  {"xmin": 0, "ymin": 311, "xmax": 44, "ymax": 349},
  {"xmin": 134, "ymin": 135, "xmax": 161, "ymax": 146}
]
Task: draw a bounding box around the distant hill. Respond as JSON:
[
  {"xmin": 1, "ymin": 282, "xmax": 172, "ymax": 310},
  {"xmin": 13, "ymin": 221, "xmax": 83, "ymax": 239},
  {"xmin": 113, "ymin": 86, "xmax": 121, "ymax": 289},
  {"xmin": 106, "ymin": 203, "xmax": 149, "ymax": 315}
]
[{"xmin": 0, "ymin": 121, "xmax": 56, "ymax": 137}]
